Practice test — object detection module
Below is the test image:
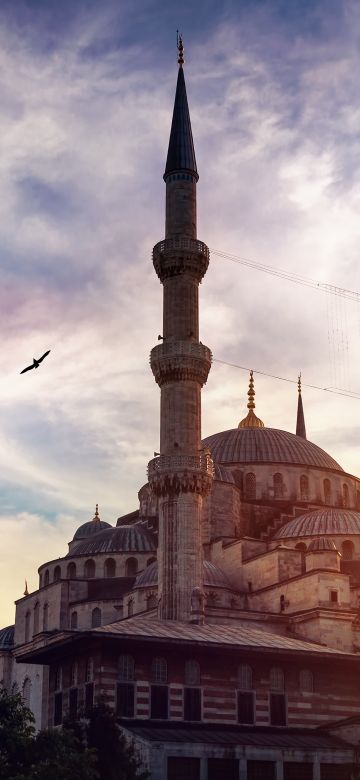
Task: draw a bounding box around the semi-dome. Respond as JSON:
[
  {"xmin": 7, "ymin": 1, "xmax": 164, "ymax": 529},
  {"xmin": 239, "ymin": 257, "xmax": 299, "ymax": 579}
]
[
  {"xmin": 0, "ymin": 624, "xmax": 14, "ymax": 649},
  {"xmin": 68, "ymin": 524, "xmax": 157, "ymax": 556},
  {"xmin": 203, "ymin": 428, "xmax": 342, "ymax": 472},
  {"xmin": 213, "ymin": 463, "xmax": 235, "ymax": 484},
  {"xmin": 135, "ymin": 559, "xmax": 234, "ymax": 590},
  {"xmin": 274, "ymin": 508, "xmax": 360, "ymax": 539},
  {"xmin": 307, "ymin": 537, "xmax": 338, "ymax": 552},
  {"xmin": 73, "ymin": 505, "xmax": 112, "ymax": 542}
]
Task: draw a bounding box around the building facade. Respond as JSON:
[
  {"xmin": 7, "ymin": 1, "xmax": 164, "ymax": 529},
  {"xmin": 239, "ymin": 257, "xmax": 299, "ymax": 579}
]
[{"xmin": 2, "ymin": 38, "xmax": 360, "ymax": 780}]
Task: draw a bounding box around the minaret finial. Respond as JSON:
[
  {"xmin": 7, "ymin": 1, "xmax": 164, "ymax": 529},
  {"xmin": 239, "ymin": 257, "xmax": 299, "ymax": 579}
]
[
  {"xmin": 296, "ymin": 372, "xmax": 307, "ymax": 439},
  {"xmin": 177, "ymin": 31, "xmax": 184, "ymax": 66},
  {"xmin": 24, "ymin": 579, "xmax": 29, "ymax": 597},
  {"xmin": 94, "ymin": 503, "xmax": 99, "ymax": 519},
  {"xmin": 238, "ymin": 370, "xmax": 264, "ymax": 428}
]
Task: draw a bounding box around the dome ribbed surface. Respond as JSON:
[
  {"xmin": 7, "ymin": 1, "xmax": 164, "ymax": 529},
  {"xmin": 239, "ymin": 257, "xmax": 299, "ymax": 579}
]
[
  {"xmin": 203, "ymin": 428, "xmax": 342, "ymax": 471},
  {"xmin": 308, "ymin": 537, "xmax": 338, "ymax": 552},
  {"xmin": 135, "ymin": 560, "xmax": 233, "ymax": 590},
  {"xmin": 213, "ymin": 463, "xmax": 235, "ymax": 484},
  {"xmin": 73, "ymin": 519, "xmax": 111, "ymax": 541},
  {"xmin": 68, "ymin": 524, "xmax": 157, "ymax": 556},
  {"xmin": 0, "ymin": 625, "xmax": 14, "ymax": 648},
  {"xmin": 274, "ymin": 509, "xmax": 360, "ymax": 539}
]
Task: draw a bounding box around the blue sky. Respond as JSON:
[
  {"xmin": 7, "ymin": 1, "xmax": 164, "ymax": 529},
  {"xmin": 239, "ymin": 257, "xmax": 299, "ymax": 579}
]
[{"xmin": 1, "ymin": 0, "xmax": 360, "ymax": 622}]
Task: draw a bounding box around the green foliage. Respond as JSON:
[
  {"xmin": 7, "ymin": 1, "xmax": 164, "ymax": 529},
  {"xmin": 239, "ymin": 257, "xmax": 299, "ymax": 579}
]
[
  {"xmin": 84, "ymin": 702, "xmax": 149, "ymax": 780},
  {"xmin": 0, "ymin": 689, "xmax": 35, "ymax": 779}
]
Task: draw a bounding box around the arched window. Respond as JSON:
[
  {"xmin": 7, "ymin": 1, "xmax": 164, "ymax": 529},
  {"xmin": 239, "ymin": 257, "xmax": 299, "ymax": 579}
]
[
  {"xmin": 91, "ymin": 608, "xmax": 101, "ymax": 628},
  {"xmin": 185, "ymin": 660, "xmax": 200, "ymax": 686},
  {"xmin": 147, "ymin": 594, "xmax": 157, "ymax": 610},
  {"xmin": 125, "ymin": 558, "xmax": 138, "ymax": 577},
  {"xmin": 44, "ymin": 570, "xmax": 49, "ymax": 586},
  {"xmin": 295, "ymin": 542, "xmax": 307, "ymax": 552},
  {"xmin": 118, "ymin": 655, "xmax": 135, "ymax": 681},
  {"xmin": 299, "ymin": 669, "xmax": 313, "ymax": 693},
  {"xmin": 22, "ymin": 678, "xmax": 31, "ymax": 707},
  {"xmin": 84, "ymin": 559, "xmax": 95, "ymax": 578},
  {"xmin": 85, "ymin": 658, "xmax": 94, "ymax": 682},
  {"xmin": 270, "ymin": 667, "xmax": 284, "ymax": 691},
  {"xmin": 324, "ymin": 479, "xmax": 332, "ymax": 504},
  {"xmin": 147, "ymin": 557, "xmax": 156, "ymax": 567},
  {"xmin": 152, "ymin": 657, "xmax": 167, "ymax": 683},
  {"xmin": 67, "ymin": 562, "xmax": 76, "ymax": 579},
  {"xmin": 41, "ymin": 603, "xmax": 48, "ymax": 633},
  {"xmin": 238, "ymin": 664, "xmax": 253, "ymax": 690},
  {"xmin": 33, "ymin": 602, "xmax": 39, "ymax": 635},
  {"xmin": 273, "ymin": 473, "xmax": 284, "ymax": 499},
  {"xmin": 104, "ymin": 558, "xmax": 116, "ymax": 578},
  {"xmin": 341, "ymin": 540, "xmax": 354, "ymax": 561},
  {"xmin": 127, "ymin": 599, "xmax": 134, "ymax": 617},
  {"xmin": 25, "ymin": 611, "xmax": 31, "ymax": 643},
  {"xmin": 300, "ymin": 474, "xmax": 309, "ymax": 501},
  {"xmin": 53, "ymin": 565, "xmax": 61, "ymax": 582},
  {"xmin": 342, "ymin": 484, "xmax": 350, "ymax": 508},
  {"xmin": 70, "ymin": 663, "xmax": 78, "ymax": 687},
  {"xmin": 70, "ymin": 611, "xmax": 78, "ymax": 629},
  {"xmin": 245, "ymin": 472, "xmax": 256, "ymax": 500},
  {"xmin": 54, "ymin": 666, "xmax": 62, "ymax": 691}
]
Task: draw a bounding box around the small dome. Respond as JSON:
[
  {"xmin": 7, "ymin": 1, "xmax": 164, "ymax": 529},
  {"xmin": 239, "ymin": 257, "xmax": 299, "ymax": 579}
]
[
  {"xmin": 213, "ymin": 463, "xmax": 235, "ymax": 484},
  {"xmin": 135, "ymin": 560, "xmax": 233, "ymax": 590},
  {"xmin": 274, "ymin": 509, "xmax": 360, "ymax": 539},
  {"xmin": 308, "ymin": 537, "xmax": 338, "ymax": 552},
  {"xmin": 68, "ymin": 524, "xmax": 157, "ymax": 556},
  {"xmin": 0, "ymin": 625, "xmax": 14, "ymax": 649},
  {"xmin": 73, "ymin": 505, "xmax": 112, "ymax": 542}
]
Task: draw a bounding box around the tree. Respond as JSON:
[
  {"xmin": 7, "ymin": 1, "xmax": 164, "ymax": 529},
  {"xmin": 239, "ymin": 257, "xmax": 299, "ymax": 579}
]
[
  {"xmin": 83, "ymin": 703, "xmax": 149, "ymax": 780},
  {"xmin": 0, "ymin": 689, "xmax": 34, "ymax": 779}
]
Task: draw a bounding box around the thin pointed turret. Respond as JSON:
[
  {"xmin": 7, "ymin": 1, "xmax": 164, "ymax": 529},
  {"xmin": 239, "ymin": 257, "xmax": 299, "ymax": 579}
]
[
  {"xmin": 296, "ymin": 373, "xmax": 307, "ymax": 439},
  {"xmin": 164, "ymin": 35, "xmax": 198, "ymax": 184}
]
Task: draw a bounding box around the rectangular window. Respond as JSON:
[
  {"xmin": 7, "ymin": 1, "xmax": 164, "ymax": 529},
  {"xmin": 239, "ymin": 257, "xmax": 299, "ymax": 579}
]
[
  {"xmin": 284, "ymin": 763, "xmax": 314, "ymax": 780},
  {"xmin": 184, "ymin": 687, "xmax": 201, "ymax": 721},
  {"xmin": 247, "ymin": 761, "xmax": 276, "ymax": 780},
  {"xmin": 330, "ymin": 590, "xmax": 338, "ymax": 603},
  {"xmin": 320, "ymin": 766, "xmax": 352, "ymax": 780},
  {"xmin": 270, "ymin": 692, "xmax": 286, "ymax": 726},
  {"xmin": 208, "ymin": 758, "xmax": 239, "ymax": 780},
  {"xmin": 237, "ymin": 690, "xmax": 255, "ymax": 724},
  {"xmin": 54, "ymin": 692, "xmax": 63, "ymax": 726},
  {"xmin": 151, "ymin": 685, "xmax": 168, "ymax": 719},
  {"xmin": 167, "ymin": 757, "xmax": 200, "ymax": 780},
  {"xmin": 85, "ymin": 682, "xmax": 94, "ymax": 715},
  {"xmin": 116, "ymin": 683, "xmax": 134, "ymax": 718},
  {"xmin": 69, "ymin": 687, "xmax": 78, "ymax": 721}
]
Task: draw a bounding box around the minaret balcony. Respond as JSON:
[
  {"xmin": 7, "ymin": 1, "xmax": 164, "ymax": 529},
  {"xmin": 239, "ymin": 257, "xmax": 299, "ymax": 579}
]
[
  {"xmin": 148, "ymin": 451, "xmax": 214, "ymax": 496},
  {"xmin": 153, "ymin": 237, "xmax": 209, "ymax": 282},
  {"xmin": 150, "ymin": 341, "xmax": 212, "ymax": 386}
]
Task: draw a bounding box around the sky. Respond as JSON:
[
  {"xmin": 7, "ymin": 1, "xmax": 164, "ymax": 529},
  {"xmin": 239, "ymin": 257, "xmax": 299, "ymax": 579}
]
[{"xmin": 1, "ymin": 0, "xmax": 360, "ymax": 624}]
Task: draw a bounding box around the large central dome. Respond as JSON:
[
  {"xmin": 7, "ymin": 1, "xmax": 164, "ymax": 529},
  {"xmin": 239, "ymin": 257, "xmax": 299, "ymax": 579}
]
[{"xmin": 202, "ymin": 427, "xmax": 342, "ymax": 471}]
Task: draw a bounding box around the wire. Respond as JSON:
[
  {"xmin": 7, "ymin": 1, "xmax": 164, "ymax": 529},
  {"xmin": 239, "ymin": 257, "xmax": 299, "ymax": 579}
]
[
  {"xmin": 212, "ymin": 358, "xmax": 360, "ymax": 400},
  {"xmin": 210, "ymin": 248, "xmax": 360, "ymax": 303}
]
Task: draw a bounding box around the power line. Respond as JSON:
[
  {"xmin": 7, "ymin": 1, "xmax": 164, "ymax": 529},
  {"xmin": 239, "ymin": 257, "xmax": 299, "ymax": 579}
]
[
  {"xmin": 210, "ymin": 247, "xmax": 360, "ymax": 303},
  {"xmin": 213, "ymin": 358, "xmax": 360, "ymax": 400}
]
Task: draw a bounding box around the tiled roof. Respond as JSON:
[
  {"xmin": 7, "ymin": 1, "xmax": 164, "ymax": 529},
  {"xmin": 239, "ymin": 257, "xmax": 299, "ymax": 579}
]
[
  {"xmin": 122, "ymin": 722, "xmax": 351, "ymax": 750},
  {"xmin": 68, "ymin": 524, "xmax": 157, "ymax": 556},
  {"xmin": 92, "ymin": 617, "xmax": 353, "ymax": 657},
  {"xmin": 274, "ymin": 508, "xmax": 360, "ymax": 539},
  {"xmin": 0, "ymin": 624, "xmax": 14, "ymax": 649},
  {"xmin": 135, "ymin": 560, "xmax": 234, "ymax": 590},
  {"xmin": 203, "ymin": 428, "xmax": 342, "ymax": 471}
]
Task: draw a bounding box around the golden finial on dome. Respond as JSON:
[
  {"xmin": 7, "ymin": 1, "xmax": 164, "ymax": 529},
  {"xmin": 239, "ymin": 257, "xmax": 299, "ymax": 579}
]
[
  {"xmin": 177, "ymin": 31, "xmax": 184, "ymax": 65},
  {"xmin": 94, "ymin": 503, "xmax": 99, "ymax": 520},
  {"xmin": 238, "ymin": 370, "xmax": 265, "ymax": 429}
]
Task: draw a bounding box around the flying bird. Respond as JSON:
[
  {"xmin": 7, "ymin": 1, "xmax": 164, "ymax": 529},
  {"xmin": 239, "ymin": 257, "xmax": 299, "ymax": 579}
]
[{"xmin": 20, "ymin": 350, "xmax": 51, "ymax": 374}]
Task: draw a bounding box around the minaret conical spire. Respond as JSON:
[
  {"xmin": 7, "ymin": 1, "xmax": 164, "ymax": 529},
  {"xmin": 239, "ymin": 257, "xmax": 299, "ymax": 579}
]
[
  {"xmin": 164, "ymin": 35, "xmax": 198, "ymax": 183},
  {"xmin": 296, "ymin": 373, "xmax": 307, "ymax": 439}
]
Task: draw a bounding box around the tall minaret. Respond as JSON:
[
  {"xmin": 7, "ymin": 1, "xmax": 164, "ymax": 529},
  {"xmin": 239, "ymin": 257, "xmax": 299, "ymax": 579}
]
[{"xmin": 148, "ymin": 37, "xmax": 213, "ymax": 622}]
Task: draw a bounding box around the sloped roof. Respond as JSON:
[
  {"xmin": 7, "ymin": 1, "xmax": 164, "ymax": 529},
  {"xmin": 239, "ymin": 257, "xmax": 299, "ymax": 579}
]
[{"xmin": 274, "ymin": 508, "xmax": 360, "ymax": 539}]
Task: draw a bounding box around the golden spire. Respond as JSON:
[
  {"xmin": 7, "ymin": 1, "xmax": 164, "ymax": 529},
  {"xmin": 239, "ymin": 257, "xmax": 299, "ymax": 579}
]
[
  {"xmin": 238, "ymin": 370, "xmax": 264, "ymax": 429},
  {"xmin": 177, "ymin": 31, "xmax": 184, "ymax": 65},
  {"xmin": 93, "ymin": 503, "xmax": 100, "ymax": 521}
]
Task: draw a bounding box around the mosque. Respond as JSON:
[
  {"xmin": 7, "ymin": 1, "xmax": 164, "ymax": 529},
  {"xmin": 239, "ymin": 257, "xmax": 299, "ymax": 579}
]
[{"xmin": 1, "ymin": 38, "xmax": 360, "ymax": 780}]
